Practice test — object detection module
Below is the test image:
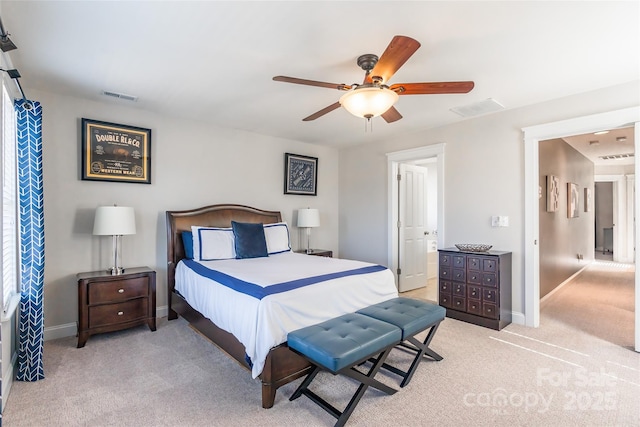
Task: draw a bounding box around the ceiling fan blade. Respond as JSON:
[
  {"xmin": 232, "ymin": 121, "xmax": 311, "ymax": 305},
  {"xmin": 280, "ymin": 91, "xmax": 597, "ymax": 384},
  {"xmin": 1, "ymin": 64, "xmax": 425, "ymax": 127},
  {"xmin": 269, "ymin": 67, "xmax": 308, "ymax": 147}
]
[
  {"xmin": 302, "ymin": 102, "xmax": 342, "ymax": 121},
  {"xmin": 365, "ymin": 35, "xmax": 421, "ymax": 84},
  {"xmin": 273, "ymin": 76, "xmax": 351, "ymax": 91},
  {"xmin": 390, "ymin": 81, "xmax": 475, "ymax": 95},
  {"xmin": 382, "ymin": 106, "xmax": 403, "ymax": 123}
]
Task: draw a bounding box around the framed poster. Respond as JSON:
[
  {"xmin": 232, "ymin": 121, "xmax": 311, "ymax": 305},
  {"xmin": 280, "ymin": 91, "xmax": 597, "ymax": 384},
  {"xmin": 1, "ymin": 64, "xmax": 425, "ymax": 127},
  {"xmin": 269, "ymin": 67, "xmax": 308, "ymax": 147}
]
[
  {"xmin": 567, "ymin": 182, "xmax": 579, "ymax": 218},
  {"xmin": 284, "ymin": 153, "xmax": 317, "ymax": 196},
  {"xmin": 81, "ymin": 118, "xmax": 151, "ymax": 184}
]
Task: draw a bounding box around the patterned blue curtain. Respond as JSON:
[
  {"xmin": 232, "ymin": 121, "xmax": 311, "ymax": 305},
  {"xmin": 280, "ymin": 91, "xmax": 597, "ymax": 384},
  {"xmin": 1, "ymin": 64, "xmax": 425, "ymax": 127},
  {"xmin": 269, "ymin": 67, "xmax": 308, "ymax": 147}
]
[{"xmin": 15, "ymin": 99, "xmax": 45, "ymax": 381}]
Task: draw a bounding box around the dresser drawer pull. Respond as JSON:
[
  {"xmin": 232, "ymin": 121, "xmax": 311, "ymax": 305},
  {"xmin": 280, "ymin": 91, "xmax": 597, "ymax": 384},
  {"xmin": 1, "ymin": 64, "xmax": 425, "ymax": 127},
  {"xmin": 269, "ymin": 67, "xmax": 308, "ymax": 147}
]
[
  {"xmin": 118, "ymin": 289, "xmax": 125, "ymax": 293},
  {"xmin": 117, "ymin": 311, "xmax": 124, "ymax": 316}
]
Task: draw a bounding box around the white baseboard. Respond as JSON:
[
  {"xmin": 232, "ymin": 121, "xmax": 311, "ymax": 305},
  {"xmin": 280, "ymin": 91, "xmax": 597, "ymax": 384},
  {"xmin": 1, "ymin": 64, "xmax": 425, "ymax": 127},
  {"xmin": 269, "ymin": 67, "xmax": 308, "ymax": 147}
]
[
  {"xmin": 511, "ymin": 311, "xmax": 526, "ymax": 325},
  {"xmin": 540, "ymin": 263, "xmax": 589, "ymax": 304},
  {"xmin": 43, "ymin": 305, "xmax": 169, "ymax": 341},
  {"xmin": 1, "ymin": 351, "xmax": 17, "ymax": 412}
]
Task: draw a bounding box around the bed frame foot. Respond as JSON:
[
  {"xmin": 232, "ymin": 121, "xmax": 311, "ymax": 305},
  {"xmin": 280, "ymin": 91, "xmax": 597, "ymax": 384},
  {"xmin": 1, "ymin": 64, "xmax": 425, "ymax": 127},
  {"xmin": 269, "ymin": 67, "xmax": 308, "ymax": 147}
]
[{"xmin": 262, "ymin": 383, "xmax": 276, "ymax": 408}]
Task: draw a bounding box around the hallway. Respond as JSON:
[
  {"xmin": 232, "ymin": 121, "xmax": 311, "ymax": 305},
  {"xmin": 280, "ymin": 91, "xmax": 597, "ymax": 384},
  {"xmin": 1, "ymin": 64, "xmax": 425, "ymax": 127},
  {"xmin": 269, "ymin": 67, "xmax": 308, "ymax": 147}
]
[{"xmin": 540, "ymin": 260, "xmax": 635, "ymax": 350}]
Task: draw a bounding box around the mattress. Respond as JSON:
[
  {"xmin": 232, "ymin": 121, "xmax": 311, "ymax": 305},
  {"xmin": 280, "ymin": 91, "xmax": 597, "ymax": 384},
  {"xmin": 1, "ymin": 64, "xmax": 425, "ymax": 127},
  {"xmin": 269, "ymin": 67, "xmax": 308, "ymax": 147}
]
[{"xmin": 175, "ymin": 251, "xmax": 398, "ymax": 378}]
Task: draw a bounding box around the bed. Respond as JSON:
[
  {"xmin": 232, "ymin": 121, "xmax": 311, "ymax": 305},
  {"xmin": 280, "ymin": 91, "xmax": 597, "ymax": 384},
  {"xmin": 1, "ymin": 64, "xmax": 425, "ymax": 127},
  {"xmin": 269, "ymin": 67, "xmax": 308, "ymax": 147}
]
[{"xmin": 166, "ymin": 204, "xmax": 397, "ymax": 408}]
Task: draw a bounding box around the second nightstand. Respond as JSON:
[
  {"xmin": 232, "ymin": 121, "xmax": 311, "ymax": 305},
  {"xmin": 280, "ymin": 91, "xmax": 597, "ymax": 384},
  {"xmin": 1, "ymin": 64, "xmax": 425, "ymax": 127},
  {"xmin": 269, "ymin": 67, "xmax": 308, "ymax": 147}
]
[
  {"xmin": 295, "ymin": 249, "xmax": 333, "ymax": 258},
  {"xmin": 77, "ymin": 266, "xmax": 156, "ymax": 348}
]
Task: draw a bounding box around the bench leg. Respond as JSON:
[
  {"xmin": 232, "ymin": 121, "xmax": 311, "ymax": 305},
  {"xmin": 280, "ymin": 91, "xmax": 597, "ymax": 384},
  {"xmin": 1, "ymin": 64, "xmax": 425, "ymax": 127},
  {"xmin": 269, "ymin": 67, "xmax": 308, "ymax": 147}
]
[
  {"xmin": 290, "ymin": 347, "xmax": 396, "ymax": 427},
  {"xmin": 375, "ymin": 321, "xmax": 443, "ymax": 388},
  {"xmin": 290, "ymin": 365, "xmax": 321, "ymax": 401}
]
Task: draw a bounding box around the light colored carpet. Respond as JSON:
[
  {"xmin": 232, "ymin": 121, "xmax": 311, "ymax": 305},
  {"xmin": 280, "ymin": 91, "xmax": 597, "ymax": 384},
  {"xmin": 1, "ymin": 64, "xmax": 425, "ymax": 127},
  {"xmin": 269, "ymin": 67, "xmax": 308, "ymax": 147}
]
[
  {"xmin": 541, "ymin": 260, "xmax": 635, "ymax": 350},
  {"xmin": 3, "ymin": 262, "xmax": 639, "ymax": 426}
]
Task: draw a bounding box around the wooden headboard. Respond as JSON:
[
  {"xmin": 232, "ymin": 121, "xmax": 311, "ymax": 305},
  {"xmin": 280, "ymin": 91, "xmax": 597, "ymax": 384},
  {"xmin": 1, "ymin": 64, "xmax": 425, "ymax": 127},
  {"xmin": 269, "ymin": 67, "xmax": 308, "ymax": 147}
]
[{"xmin": 165, "ymin": 204, "xmax": 282, "ymax": 302}]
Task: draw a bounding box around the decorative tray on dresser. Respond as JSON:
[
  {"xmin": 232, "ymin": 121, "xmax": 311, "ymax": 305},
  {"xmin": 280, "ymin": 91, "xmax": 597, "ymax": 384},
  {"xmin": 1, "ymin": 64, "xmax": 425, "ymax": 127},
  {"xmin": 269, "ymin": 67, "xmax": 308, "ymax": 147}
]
[{"xmin": 438, "ymin": 247, "xmax": 512, "ymax": 330}]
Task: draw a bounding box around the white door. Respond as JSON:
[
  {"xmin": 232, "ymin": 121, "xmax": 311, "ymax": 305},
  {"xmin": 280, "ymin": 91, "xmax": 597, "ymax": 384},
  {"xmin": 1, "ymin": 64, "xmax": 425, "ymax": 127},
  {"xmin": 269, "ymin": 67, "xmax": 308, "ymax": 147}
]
[{"xmin": 398, "ymin": 163, "xmax": 429, "ymax": 292}]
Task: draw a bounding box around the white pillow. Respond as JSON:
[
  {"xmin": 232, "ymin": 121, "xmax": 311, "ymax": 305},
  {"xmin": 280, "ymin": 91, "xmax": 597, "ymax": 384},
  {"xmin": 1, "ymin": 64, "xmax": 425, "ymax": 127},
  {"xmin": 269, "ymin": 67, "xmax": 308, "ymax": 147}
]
[
  {"xmin": 264, "ymin": 222, "xmax": 291, "ymax": 255},
  {"xmin": 191, "ymin": 226, "xmax": 236, "ymax": 261}
]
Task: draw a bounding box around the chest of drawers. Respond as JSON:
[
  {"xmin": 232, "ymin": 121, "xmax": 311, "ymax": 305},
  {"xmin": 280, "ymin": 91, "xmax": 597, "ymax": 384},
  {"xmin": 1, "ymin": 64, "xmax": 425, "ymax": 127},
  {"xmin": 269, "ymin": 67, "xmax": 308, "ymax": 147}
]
[
  {"xmin": 438, "ymin": 249, "xmax": 512, "ymax": 330},
  {"xmin": 77, "ymin": 267, "xmax": 156, "ymax": 347}
]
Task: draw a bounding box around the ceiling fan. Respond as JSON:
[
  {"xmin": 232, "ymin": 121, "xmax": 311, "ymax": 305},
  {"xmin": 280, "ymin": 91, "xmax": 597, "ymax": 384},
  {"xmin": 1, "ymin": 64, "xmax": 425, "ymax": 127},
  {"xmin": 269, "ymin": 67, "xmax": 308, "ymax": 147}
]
[{"xmin": 273, "ymin": 35, "xmax": 474, "ymax": 123}]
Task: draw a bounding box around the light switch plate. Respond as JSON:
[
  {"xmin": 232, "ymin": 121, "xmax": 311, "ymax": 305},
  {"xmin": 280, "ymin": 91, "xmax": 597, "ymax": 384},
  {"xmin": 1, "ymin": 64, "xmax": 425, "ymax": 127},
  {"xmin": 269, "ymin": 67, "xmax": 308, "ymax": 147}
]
[{"xmin": 492, "ymin": 216, "xmax": 509, "ymax": 227}]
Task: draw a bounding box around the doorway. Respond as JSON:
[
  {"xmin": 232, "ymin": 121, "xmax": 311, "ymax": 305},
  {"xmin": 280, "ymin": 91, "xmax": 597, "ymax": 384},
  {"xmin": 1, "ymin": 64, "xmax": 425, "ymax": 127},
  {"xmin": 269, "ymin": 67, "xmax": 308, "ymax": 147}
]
[
  {"xmin": 387, "ymin": 144, "xmax": 445, "ymax": 298},
  {"xmin": 523, "ymin": 106, "xmax": 640, "ymax": 352},
  {"xmin": 594, "ymin": 181, "xmax": 614, "ymax": 260}
]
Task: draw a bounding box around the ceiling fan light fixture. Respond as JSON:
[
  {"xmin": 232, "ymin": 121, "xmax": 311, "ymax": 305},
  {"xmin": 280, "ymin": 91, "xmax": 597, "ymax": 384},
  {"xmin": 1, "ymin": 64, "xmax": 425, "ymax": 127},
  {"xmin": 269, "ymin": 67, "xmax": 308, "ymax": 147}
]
[{"xmin": 339, "ymin": 87, "xmax": 399, "ymax": 119}]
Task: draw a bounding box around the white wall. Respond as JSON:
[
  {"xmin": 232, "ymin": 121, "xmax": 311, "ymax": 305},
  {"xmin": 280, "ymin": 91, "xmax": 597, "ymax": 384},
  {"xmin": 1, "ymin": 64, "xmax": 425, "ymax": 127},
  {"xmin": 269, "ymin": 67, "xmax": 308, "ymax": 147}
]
[
  {"xmin": 34, "ymin": 89, "xmax": 339, "ymax": 337},
  {"xmin": 339, "ymin": 80, "xmax": 640, "ymax": 321}
]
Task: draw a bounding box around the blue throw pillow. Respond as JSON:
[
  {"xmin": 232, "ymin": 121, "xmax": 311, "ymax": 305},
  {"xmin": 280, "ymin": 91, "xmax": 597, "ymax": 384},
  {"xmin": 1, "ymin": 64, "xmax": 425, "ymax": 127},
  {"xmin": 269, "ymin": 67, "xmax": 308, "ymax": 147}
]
[
  {"xmin": 182, "ymin": 231, "xmax": 194, "ymax": 259},
  {"xmin": 232, "ymin": 221, "xmax": 268, "ymax": 259}
]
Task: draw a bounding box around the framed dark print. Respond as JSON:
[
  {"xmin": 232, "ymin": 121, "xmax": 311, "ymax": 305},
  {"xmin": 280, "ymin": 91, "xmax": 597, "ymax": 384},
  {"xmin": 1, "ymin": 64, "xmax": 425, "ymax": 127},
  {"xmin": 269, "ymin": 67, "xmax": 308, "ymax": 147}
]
[
  {"xmin": 81, "ymin": 118, "xmax": 151, "ymax": 184},
  {"xmin": 284, "ymin": 153, "xmax": 317, "ymax": 196}
]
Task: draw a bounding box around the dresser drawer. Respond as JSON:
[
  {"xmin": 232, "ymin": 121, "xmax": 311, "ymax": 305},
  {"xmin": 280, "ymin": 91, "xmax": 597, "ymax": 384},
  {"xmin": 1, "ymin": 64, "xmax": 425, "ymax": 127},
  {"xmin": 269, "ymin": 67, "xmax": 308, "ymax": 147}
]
[
  {"xmin": 451, "ymin": 268, "xmax": 466, "ymax": 282},
  {"xmin": 439, "ymin": 253, "xmax": 452, "ymax": 266},
  {"xmin": 439, "ymin": 293, "xmax": 452, "ymax": 309},
  {"xmin": 483, "ymin": 273, "xmax": 498, "ymax": 288},
  {"xmin": 88, "ymin": 277, "xmax": 149, "ymax": 304},
  {"xmin": 467, "ymin": 256, "xmax": 482, "ymax": 270},
  {"xmin": 89, "ymin": 298, "xmax": 148, "ymax": 328},
  {"xmin": 467, "ymin": 299, "xmax": 482, "ymax": 315},
  {"xmin": 467, "ymin": 270, "xmax": 482, "ymax": 284},
  {"xmin": 439, "ymin": 280, "xmax": 452, "ymax": 294},
  {"xmin": 439, "ymin": 267, "xmax": 452, "ymax": 280},
  {"xmin": 451, "ymin": 296, "xmax": 466, "ymax": 311},
  {"xmin": 452, "ymin": 283, "xmax": 466, "ymax": 296},
  {"xmin": 483, "ymin": 288, "xmax": 497, "ymax": 303},
  {"xmin": 452, "ymin": 255, "xmax": 465, "ymax": 268},
  {"xmin": 483, "ymin": 258, "xmax": 497, "ymax": 272},
  {"xmin": 483, "ymin": 302, "xmax": 498, "ymax": 319},
  {"xmin": 467, "ymin": 285, "xmax": 481, "ymax": 300}
]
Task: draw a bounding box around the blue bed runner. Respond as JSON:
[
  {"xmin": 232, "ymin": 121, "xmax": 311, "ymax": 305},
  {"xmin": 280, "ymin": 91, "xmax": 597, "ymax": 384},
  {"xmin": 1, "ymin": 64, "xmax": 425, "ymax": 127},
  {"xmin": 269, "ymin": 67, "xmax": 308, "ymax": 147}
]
[{"xmin": 182, "ymin": 259, "xmax": 387, "ymax": 300}]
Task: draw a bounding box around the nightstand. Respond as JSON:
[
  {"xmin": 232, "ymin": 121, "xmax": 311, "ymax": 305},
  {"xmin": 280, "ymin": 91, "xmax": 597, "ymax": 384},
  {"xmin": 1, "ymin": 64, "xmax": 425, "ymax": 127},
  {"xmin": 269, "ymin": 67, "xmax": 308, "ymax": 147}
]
[
  {"xmin": 77, "ymin": 267, "xmax": 156, "ymax": 348},
  {"xmin": 295, "ymin": 249, "xmax": 333, "ymax": 258}
]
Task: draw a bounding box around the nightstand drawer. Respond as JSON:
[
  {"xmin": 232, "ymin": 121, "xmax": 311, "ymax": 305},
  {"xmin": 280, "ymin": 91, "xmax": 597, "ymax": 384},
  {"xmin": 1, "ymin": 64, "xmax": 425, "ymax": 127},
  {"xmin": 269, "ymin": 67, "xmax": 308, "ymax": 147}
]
[
  {"xmin": 89, "ymin": 298, "xmax": 148, "ymax": 328},
  {"xmin": 88, "ymin": 276, "xmax": 149, "ymax": 304}
]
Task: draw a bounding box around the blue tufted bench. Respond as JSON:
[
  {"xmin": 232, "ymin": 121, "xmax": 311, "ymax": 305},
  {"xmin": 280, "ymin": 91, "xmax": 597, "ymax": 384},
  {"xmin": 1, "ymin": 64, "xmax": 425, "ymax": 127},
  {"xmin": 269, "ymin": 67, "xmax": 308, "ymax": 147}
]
[
  {"xmin": 288, "ymin": 312, "xmax": 402, "ymax": 427},
  {"xmin": 357, "ymin": 297, "xmax": 446, "ymax": 387}
]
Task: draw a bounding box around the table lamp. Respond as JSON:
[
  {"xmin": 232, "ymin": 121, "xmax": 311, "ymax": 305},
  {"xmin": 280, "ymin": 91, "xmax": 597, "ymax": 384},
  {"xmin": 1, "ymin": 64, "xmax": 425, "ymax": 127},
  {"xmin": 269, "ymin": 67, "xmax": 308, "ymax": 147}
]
[
  {"xmin": 297, "ymin": 208, "xmax": 320, "ymax": 254},
  {"xmin": 93, "ymin": 205, "xmax": 136, "ymax": 275}
]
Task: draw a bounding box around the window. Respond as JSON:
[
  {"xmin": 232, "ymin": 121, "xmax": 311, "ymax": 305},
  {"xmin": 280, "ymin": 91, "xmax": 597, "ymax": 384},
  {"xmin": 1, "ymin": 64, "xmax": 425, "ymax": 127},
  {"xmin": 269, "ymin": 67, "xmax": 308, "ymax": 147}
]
[{"xmin": 1, "ymin": 82, "xmax": 19, "ymax": 317}]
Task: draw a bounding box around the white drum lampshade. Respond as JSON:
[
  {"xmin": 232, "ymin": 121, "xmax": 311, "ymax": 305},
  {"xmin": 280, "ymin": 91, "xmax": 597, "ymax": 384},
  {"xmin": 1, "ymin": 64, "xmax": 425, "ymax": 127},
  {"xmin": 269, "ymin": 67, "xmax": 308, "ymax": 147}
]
[
  {"xmin": 297, "ymin": 208, "xmax": 320, "ymax": 254},
  {"xmin": 93, "ymin": 206, "xmax": 136, "ymax": 275}
]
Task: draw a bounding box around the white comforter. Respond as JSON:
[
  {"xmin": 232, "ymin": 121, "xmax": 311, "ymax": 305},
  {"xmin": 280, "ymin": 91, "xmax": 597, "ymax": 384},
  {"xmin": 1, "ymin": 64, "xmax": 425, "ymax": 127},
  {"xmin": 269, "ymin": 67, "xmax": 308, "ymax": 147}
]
[{"xmin": 175, "ymin": 252, "xmax": 398, "ymax": 378}]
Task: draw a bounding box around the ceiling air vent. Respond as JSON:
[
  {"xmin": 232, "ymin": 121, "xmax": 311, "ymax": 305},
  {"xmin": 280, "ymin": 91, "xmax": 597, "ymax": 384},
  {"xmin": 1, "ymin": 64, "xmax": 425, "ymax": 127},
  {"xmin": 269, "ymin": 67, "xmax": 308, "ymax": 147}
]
[
  {"xmin": 599, "ymin": 153, "xmax": 634, "ymax": 161},
  {"xmin": 101, "ymin": 90, "xmax": 138, "ymax": 102},
  {"xmin": 450, "ymin": 98, "xmax": 505, "ymax": 118}
]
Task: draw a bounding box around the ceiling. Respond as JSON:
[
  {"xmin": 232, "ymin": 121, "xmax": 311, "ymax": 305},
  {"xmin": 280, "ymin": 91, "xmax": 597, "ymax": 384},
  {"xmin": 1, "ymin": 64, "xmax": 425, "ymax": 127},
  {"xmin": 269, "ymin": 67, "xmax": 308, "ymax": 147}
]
[
  {"xmin": 563, "ymin": 127, "xmax": 635, "ymax": 166},
  {"xmin": 1, "ymin": 1, "xmax": 638, "ymax": 149}
]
